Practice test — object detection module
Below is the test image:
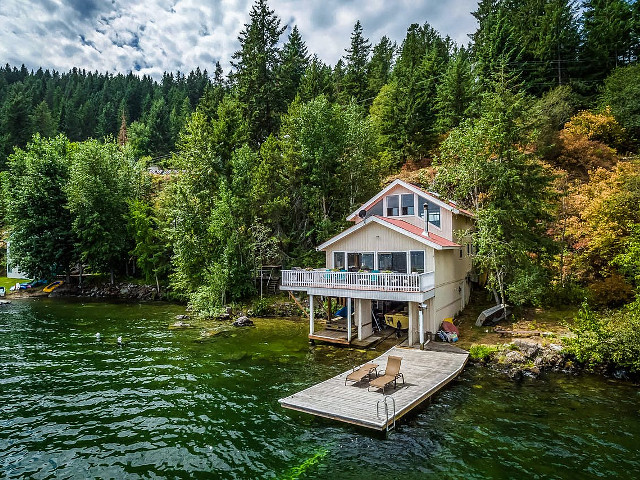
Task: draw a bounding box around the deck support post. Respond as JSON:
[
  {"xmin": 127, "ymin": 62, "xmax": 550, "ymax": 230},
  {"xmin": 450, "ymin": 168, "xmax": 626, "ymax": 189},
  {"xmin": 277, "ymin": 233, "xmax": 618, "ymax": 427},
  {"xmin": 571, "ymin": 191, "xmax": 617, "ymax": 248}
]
[
  {"xmin": 347, "ymin": 298, "xmax": 352, "ymax": 343},
  {"xmin": 309, "ymin": 294, "xmax": 315, "ymax": 335},
  {"xmin": 419, "ymin": 305, "xmax": 425, "ymax": 349},
  {"xmin": 356, "ymin": 298, "xmax": 362, "ymax": 340}
]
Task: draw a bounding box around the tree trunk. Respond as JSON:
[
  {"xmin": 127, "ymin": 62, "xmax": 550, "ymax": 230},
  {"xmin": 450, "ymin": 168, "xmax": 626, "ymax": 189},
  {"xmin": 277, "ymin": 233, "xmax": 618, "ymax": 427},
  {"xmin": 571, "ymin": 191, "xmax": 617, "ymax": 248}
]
[
  {"xmin": 79, "ymin": 265, "xmax": 83, "ymax": 288},
  {"xmin": 110, "ymin": 268, "xmax": 114, "ymax": 285}
]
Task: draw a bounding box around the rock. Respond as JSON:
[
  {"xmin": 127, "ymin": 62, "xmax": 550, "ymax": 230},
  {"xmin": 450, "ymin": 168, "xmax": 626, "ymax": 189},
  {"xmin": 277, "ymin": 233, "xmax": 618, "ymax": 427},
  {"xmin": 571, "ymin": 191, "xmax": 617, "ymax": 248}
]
[
  {"xmin": 548, "ymin": 343, "xmax": 563, "ymax": 352},
  {"xmin": 175, "ymin": 314, "xmax": 190, "ymax": 320},
  {"xmin": 512, "ymin": 339, "xmax": 540, "ymax": 358},
  {"xmin": 504, "ymin": 350, "xmax": 527, "ymax": 364},
  {"xmin": 170, "ymin": 321, "xmax": 192, "ymax": 329},
  {"xmin": 232, "ymin": 316, "xmax": 254, "ymax": 327}
]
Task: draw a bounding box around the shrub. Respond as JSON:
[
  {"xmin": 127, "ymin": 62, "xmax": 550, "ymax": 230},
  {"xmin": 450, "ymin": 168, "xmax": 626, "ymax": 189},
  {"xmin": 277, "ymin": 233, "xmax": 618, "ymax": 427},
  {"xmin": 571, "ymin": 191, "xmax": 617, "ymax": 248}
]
[
  {"xmin": 587, "ymin": 274, "xmax": 634, "ymax": 307},
  {"xmin": 563, "ymin": 299, "xmax": 640, "ymax": 372},
  {"xmin": 469, "ymin": 344, "xmax": 500, "ymax": 362}
]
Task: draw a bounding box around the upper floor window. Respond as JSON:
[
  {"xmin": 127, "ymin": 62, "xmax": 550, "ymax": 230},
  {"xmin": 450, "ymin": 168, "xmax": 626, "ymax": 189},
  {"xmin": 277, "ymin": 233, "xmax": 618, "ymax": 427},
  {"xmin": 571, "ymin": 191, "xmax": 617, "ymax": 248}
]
[
  {"xmin": 386, "ymin": 195, "xmax": 399, "ymax": 216},
  {"xmin": 418, "ymin": 196, "xmax": 441, "ymax": 228},
  {"xmin": 401, "ymin": 194, "xmax": 414, "ymax": 215}
]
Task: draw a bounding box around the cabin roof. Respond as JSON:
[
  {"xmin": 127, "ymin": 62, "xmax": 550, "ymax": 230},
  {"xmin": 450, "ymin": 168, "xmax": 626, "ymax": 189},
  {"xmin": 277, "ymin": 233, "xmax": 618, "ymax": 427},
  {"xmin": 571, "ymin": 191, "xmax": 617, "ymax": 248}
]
[
  {"xmin": 346, "ymin": 179, "xmax": 474, "ymax": 221},
  {"xmin": 316, "ymin": 215, "xmax": 461, "ymax": 251}
]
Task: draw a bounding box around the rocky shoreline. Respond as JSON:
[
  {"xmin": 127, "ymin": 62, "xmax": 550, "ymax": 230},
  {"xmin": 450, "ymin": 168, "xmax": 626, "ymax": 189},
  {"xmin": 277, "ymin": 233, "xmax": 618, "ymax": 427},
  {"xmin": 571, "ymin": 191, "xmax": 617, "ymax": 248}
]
[
  {"xmin": 469, "ymin": 338, "xmax": 572, "ymax": 380},
  {"xmin": 50, "ymin": 283, "xmax": 161, "ymax": 301}
]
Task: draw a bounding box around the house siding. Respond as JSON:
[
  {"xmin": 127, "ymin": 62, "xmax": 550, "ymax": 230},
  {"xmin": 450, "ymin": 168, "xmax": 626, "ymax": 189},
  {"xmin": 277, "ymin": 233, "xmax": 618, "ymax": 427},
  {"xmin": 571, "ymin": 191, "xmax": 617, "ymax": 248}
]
[{"xmin": 322, "ymin": 221, "xmax": 435, "ymax": 271}]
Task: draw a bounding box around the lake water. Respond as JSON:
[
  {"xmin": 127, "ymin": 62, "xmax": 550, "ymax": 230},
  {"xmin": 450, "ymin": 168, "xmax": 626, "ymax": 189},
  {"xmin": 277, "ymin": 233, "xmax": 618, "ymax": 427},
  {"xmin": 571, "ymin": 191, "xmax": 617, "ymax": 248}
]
[{"xmin": 1, "ymin": 299, "xmax": 639, "ymax": 479}]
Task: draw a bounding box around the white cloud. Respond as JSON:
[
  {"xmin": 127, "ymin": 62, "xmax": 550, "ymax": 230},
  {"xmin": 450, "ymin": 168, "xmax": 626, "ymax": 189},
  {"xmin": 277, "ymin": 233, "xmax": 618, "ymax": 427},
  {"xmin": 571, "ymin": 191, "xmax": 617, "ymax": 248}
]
[{"xmin": 0, "ymin": 0, "xmax": 478, "ymax": 80}]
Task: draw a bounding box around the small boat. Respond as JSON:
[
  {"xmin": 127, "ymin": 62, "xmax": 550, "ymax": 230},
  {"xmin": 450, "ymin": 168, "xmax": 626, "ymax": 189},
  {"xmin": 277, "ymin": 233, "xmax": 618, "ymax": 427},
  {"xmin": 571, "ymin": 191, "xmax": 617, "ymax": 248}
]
[
  {"xmin": 43, "ymin": 280, "xmax": 64, "ymax": 293},
  {"xmin": 476, "ymin": 304, "xmax": 511, "ymax": 326}
]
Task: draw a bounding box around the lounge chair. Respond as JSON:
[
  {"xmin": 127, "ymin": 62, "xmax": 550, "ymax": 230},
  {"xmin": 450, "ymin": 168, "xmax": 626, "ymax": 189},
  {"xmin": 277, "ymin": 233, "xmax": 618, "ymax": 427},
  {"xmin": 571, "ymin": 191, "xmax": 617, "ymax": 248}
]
[
  {"xmin": 368, "ymin": 355, "xmax": 404, "ymax": 393},
  {"xmin": 345, "ymin": 363, "xmax": 378, "ymax": 386}
]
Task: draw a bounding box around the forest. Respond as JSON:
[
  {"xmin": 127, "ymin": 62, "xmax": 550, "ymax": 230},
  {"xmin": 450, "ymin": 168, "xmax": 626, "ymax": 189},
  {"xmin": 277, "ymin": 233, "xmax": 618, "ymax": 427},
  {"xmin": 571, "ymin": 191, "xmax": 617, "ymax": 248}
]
[{"xmin": 1, "ymin": 0, "xmax": 640, "ymax": 356}]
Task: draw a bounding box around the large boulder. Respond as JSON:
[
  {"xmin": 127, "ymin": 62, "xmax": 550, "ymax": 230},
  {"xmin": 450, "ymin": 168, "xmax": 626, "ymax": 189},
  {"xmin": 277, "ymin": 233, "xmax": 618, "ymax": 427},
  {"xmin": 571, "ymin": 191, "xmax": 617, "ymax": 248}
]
[
  {"xmin": 232, "ymin": 316, "xmax": 254, "ymax": 327},
  {"xmin": 513, "ymin": 339, "xmax": 540, "ymax": 358}
]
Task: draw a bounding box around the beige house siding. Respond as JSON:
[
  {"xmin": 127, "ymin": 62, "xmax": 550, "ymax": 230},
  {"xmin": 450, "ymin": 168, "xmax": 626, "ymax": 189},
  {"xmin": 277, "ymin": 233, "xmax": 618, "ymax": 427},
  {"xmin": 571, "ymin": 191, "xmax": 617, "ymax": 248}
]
[
  {"xmin": 352, "ymin": 184, "xmax": 451, "ymax": 240},
  {"xmin": 323, "ymin": 221, "xmax": 435, "ymax": 271},
  {"xmin": 432, "ymin": 247, "xmax": 472, "ymax": 329}
]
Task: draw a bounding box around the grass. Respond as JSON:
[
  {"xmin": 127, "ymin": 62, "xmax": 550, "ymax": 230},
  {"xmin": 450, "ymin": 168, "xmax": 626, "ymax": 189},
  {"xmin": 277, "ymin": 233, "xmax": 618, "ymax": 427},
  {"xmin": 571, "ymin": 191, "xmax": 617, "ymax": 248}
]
[
  {"xmin": 454, "ymin": 290, "xmax": 580, "ymax": 350},
  {"xmin": 0, "ymin": 276, "xmax": 29, "ymax": 292}
]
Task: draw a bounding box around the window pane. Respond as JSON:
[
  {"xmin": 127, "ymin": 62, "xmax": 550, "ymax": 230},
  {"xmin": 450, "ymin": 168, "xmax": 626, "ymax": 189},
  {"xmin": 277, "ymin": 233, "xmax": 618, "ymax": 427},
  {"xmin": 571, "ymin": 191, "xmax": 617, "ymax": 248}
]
[
  {"xmin": 428, "ymin": 209, "xmax": 441, "ymax": 228},
  {"xmin": 378, "ymin": 253, "xmax": 392, "ymax": 271},
  {"xmin": 386, "ymin": 195, "xmax": 399, "ymax": 216},
  {"xmin": 392, "ymin": 252, "xmax": 408, "ymax": 273},
  {"xmin": 362, "ymin": 253, "xmax": 374, "ymax": 270},
  {"xmin": 401, "ymin": 194, "xmax": 414, "ymax": 215},
  {"xmin": 347, "ymin": 253, "xmax": 359, "ymax": 271},
  {"xmin": 367, "ymin": 200, "xmax": 383, "ymax": 217},
  {"xmin": 410, "ymin": 251, "xmax": 425, "ymax": 273},
  {"xmin": 334, "ymin": 252, "xmax": 345, "ymax": 270}
]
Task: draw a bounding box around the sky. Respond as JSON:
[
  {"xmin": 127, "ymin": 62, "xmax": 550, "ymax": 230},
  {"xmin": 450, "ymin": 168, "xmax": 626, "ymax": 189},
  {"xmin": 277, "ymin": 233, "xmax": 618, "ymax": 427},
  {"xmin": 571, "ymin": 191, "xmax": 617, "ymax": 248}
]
[{"xmin": 0, "ymin": 0, "xmax": 478, "ymax": 81}]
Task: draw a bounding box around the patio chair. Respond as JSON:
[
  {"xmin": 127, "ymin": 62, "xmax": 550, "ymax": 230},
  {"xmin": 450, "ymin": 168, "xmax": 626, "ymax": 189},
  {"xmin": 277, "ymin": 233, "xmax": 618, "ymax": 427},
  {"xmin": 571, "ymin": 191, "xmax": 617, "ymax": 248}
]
[
  {"xmin": 368, "ymin": 355, "xmax": 404, "ymax": 393},
  {"xmin": 344, "ymin": 363, "xmax": 378, "ymax": 386}
]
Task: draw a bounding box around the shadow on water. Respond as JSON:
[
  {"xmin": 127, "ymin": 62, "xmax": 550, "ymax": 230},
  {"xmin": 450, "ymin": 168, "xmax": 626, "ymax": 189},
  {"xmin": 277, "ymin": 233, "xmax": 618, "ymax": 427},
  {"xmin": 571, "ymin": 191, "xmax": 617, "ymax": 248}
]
[{"xmin": 0, "ymin": 298, "xmax": 639, "ymax": 479}]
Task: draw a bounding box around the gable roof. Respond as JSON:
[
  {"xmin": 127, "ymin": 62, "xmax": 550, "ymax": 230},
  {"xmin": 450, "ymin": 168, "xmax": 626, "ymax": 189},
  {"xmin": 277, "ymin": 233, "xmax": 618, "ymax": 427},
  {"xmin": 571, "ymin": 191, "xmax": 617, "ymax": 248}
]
[
  {"xmin": 346, "ymin": 179, "xmax": 474, "ymax": 221},
  {"xmin": 316, "ymin": 215, "xmax": 461, "ymax": 251}
]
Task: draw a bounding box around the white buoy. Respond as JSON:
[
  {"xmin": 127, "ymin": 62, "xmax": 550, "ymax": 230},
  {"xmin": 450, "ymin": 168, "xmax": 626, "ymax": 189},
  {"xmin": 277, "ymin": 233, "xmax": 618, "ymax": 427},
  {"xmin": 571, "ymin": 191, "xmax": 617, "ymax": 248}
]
[{"xmin": 96, "ymin": 332, "xmax": 101, "ymax": 340}]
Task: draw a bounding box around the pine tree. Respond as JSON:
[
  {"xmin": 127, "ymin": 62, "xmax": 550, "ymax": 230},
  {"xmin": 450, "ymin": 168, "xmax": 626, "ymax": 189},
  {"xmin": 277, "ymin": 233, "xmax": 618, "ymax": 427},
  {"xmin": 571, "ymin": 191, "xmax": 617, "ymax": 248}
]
[
  {"xmin": 298, "ymin": 55, "xmax": 334, "ymax": 102},
  {"xmin": 30, "ymin": 100, "xmax": 58, "ymax": 138},
  {"xmin": 278, "ymin": 25, "xmax": 309, "ymax": 106},
  {"xmin": 435, "ymin": 48, "xmax": 474, "ymax": 133},
  {"xmin": 342, "ymin": 20, "xmax": 372, "ymax": 104},
  {"xmin": 581, "ymin": 0, "xmax": 634, "ymax": 87},
  {"xmin": 366, "ymin": 36, "xmax": 395, "ymax": 100},
  {"xmin": 231, "ymin": 0, "xmax": 286, "ymax": 146}
]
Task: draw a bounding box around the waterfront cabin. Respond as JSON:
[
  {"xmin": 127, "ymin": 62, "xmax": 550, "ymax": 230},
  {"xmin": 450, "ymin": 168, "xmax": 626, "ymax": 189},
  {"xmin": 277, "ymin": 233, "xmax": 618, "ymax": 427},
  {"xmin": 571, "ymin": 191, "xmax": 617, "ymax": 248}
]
[
  {"xmin": 280, "ymin": 179, "xmax": 474, "ymax": 346},
  {"xmin": 6, "ymin": 241, "xmax": 28, "ymax": 279}
]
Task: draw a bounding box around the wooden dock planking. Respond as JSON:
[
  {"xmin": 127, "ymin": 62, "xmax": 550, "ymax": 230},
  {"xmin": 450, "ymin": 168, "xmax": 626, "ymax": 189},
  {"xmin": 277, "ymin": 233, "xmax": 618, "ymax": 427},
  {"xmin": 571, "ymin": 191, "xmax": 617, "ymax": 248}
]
[{"xmin": 279, "ymin": 345, "xmax": 468, "ymax": 430}]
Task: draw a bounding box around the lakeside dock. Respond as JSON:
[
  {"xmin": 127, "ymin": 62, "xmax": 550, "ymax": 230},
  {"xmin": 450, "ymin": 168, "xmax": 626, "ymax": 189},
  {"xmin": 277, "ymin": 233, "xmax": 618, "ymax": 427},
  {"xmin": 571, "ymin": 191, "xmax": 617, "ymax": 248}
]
[{"xmin": 279, "ymin": 343, "xmax": 469, "ymax": 431}]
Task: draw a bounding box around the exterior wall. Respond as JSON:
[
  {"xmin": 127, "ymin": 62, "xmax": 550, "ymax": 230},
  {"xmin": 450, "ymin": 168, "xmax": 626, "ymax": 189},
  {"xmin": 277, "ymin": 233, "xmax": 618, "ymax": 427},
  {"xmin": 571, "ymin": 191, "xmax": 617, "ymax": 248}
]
[
  {"xmin": 432, "ymin": 246, "xmax": 473, "ymax": 330},
  {"xmin": 353, "ymin": 184, "xmax": 452, "ymax": 240},
  {"xmin": 324, "ymin": 221, "xmax": 435, "ymax": 271}
]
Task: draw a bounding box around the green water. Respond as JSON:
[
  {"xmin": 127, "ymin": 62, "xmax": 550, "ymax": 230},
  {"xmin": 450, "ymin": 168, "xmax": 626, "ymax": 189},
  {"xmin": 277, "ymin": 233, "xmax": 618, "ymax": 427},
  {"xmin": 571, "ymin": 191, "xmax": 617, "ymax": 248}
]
[{"xmin": 1, "ymin": 299, "xmax": 639, "ymax": 479}]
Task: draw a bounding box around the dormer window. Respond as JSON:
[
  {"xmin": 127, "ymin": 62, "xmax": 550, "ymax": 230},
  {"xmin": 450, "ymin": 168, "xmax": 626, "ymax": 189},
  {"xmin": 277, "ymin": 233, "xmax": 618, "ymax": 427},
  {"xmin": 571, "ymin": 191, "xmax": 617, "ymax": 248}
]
[
  {"xmin": 401, "ymin": 194, "xmax": 414, "ymax": 215},
  {"xmin": 386, "ymin": 195, "xmax": 399, "ymax": 216}
]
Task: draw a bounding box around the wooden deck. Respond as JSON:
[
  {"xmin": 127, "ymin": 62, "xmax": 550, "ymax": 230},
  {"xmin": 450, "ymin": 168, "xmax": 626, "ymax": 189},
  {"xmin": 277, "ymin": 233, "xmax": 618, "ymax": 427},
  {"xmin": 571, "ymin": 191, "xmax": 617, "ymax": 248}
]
[{"xmin": 279, "ymin": 344, "xmax": 468, "ymax": 430}]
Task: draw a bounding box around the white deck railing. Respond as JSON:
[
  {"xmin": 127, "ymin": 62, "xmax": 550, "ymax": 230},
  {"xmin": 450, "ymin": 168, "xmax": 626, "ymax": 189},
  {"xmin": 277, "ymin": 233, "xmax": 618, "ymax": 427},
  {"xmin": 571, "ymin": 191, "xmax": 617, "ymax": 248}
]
[{"xmin": 281, "ymin": 269, "xmax": 435, "ymax": 293}]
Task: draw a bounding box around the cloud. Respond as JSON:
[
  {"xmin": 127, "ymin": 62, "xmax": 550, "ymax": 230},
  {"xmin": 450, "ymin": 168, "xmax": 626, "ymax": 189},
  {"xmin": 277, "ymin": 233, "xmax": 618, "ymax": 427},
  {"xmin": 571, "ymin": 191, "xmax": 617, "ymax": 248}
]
[{"xmin": 0, "ymin": 0, "xmax": 478, "ymax": 80}]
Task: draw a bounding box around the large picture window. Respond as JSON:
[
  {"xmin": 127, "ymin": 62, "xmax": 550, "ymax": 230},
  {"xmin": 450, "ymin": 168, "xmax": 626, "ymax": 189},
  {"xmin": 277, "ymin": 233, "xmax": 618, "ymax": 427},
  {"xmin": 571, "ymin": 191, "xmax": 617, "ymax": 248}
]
[
  {"xmin": 333, "ymin": 251, "xmax": 346, "ymax": 270},
  {"xmin": 410, "ymin": 251, "xmax": 425, "ymax": 273},
  {"xmin": 347, "ymin": 252, "xmax": 374, "ymax": 271},
  {"xmin": 377, "ymin": 252, "xmax": 408, "ymax": 273}
]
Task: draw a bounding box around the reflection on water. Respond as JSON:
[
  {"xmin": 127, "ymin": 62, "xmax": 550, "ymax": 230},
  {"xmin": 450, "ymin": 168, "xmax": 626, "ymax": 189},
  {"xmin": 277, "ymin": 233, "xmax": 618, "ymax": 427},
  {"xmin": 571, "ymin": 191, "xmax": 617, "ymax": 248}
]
[{"xmin": 0, "ymin": 298, "xmax": 638, "ymax": 479}]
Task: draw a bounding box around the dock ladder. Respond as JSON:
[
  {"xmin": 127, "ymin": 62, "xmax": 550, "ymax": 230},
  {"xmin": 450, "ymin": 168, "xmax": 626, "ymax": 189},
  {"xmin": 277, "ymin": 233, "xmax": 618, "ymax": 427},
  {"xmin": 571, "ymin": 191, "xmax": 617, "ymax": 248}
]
[{"xmin": 376, "ymin": 395, "xmax": 396, "ymax": 432}]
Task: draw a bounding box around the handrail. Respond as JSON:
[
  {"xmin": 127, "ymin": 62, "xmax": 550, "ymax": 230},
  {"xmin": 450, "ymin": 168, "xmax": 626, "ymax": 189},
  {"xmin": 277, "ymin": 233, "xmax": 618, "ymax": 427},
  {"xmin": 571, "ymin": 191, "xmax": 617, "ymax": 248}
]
[
  {"xmin": 280, "ymin": 270, "xmax": 435, "ymax": 293},
  {"xmin": 376, "ymin": 395, "xmax": 396, "ymax": 432}
]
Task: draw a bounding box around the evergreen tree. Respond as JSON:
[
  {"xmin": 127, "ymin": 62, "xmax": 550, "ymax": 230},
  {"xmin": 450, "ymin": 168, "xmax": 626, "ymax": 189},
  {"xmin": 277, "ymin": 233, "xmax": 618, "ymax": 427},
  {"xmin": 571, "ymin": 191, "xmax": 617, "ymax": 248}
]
[
  {"xmin": 366, "ymin": 36, "xmax": 395, "ymax": 99},
  {"xmin": 580, "ymin": 0, "xmax": 635, "ymax": 87},
  {"xmin": 0, "ymin": 84, "xmax": 33, "ymax": 165},
  {"xmin": 278, "ymin": 26, "xmax": 309, "ymax": 106},
  {"xmin": 231, "ymin": 0, "xmax": 285, "ymax": 146},
  {"xmin": 435, "ymin": 48, "xmax": 474, "ymax": 133},
  {"xmin": 342, "ymin": 21, "xmax": 372, "ymax": 104},
  {"xmin": 30, "ymin": 100, "xmax": 57, "ymax": 138},
  {"xmin": 298, "ymin": 55, "xmax": 334, "ymax": 102}
]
